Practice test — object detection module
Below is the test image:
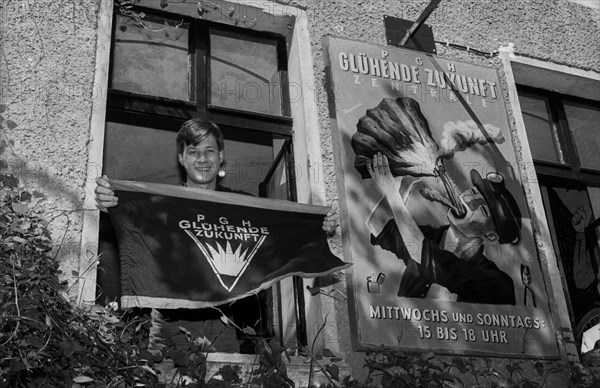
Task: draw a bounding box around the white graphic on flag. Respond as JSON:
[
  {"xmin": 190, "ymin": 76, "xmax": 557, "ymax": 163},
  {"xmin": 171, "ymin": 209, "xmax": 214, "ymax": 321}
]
[{"xmin": 184, "ymin": 230, "xmax": 267, "ymax": 292}]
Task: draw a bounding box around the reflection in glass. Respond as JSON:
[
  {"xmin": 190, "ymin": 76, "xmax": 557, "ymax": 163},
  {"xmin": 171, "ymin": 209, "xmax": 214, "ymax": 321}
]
[
  {"xmin": 103, "ymin": 122, "xmax": 181, "ymax": 184},
  {"xmin": 111, "ymin": 14, "xmax": 190, "ymax": 101},
  {"xmin": 518, "ymin": 90, "xmax": 564, "ymax": 163},
  {"xmin": 261, "ymin": 151, "xmax": 288, "ymax": 200},
  {"xmin": 564, "ymin": 100, "xmax": 600, "ymax": 170},
  {"xmin": 210, "ymin": 30, "xmax": 282, "ymax": 116}
]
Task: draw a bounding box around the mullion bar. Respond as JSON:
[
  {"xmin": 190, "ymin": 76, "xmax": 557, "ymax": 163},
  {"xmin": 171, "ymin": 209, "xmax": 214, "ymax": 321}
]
[
  {"xmin": 549, "ymin": 92, "xmax": 582, "ymax": 168},
  {"xmin": 195, "ymin": 22, "xmax": 209, "ymax": 110},
  {"xmin": 188, "ymin": 17, "xmax": 196, "ymax": 103}
]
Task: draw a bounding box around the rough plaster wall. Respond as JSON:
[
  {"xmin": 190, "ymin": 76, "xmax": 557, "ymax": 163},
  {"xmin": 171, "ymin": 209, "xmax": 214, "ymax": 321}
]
[
  {"xmin": 286, "ymin": 0, "xmax": 599, "ymax": 378},
  {"xmin": 0, "ymin": 0, "xmax": 596, "ymax": 379},
  {"xmin": 0, "ymin": 0, "xmax": 101, "ymax": 295}
]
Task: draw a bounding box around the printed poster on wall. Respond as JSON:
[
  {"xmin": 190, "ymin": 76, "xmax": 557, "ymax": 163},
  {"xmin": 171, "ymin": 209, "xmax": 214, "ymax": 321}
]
[{"xmin": 324, "ymin": 36, "xmax": 559, "ymax": 357}]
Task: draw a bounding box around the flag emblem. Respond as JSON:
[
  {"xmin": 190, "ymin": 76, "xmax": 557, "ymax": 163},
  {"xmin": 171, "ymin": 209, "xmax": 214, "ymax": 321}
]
[{"xmin": 184, "ymin": 231, "xmax": 267, "ymax": 292}]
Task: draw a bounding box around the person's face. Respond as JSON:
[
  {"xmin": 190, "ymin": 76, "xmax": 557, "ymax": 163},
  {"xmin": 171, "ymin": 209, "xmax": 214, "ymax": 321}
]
[
  {"xmin": 447, "ymin": 186, "xmax": 497, "ymax": 240},
  {"xmin": 178, "ymin": 134, "xmax": 223, "ymax": 189}
]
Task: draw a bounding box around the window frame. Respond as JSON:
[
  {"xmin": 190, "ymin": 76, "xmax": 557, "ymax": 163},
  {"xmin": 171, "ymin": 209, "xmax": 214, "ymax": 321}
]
[
  {"xmin": 502, "ymin": 52, "xmax": 600, "ymax": 357},
  {"xmin": 106, "ymin": 4, "xmax": 300, "ymax": 345},
  {"xmin": 107, "ymin": 5, "xmax": 294, "ymax": 135},
  {"xmin": 517, "ymin": 84, "xmax": 600, "ymax": 188},
  {"xmin": 81, "ymin": 1, "xmax": 331, "ymax": 351}
]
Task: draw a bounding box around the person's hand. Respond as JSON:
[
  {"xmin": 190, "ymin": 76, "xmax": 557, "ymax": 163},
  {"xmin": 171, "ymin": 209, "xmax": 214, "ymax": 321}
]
[
  {"xmin": 95, "ymin": 175, "xmax": 118, "ymax": 213},
  {"xmin": 368, "ymin": 153, "xmax": 402, "ymax": 200},
  {"xmin": 572, "ymin": 206, "xmax": 588, "ymax": 233},
  {"xmin": 322, "ymin": 203, "xmax": 339, "ymax": 236}
]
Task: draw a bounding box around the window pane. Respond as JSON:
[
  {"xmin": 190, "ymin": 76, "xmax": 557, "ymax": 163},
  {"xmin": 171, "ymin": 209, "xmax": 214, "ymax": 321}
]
[
  {"xmin": 219, "ymin": 132, "xmax": 275, "ymax": 196},
  {"xmin": 518, "ymin": 90, "xmax": 564, "ymax": 163},
  {"xmin": 103, "ymin": 122, "xmax": 182, "ymax": 184},
  {"xmin": 563, "ymin": 100, "xmax": 600, "ymax": 170},
  {"xmin": 210, "ymin": 30, "xmax": 282, "ymax": 116},
  {"xmin": 111, "ymin": 14, "xmax": 190, "ymax": 101},
  {"xmin": 262, "ymin": 151, "xmax": 289, "ymax": 200}
]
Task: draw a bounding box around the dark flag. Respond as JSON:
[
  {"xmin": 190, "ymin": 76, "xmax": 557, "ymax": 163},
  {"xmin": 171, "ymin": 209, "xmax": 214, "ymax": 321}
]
[{"xmin": 107, "ymin": 180, "xmax": 350, "ymax": 309}]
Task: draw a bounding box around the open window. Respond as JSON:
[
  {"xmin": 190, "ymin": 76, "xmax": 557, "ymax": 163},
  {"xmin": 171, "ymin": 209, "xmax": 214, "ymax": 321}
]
[{"xmin": 96, "ymin": 3, "xmax": 309, "ymax": 351}]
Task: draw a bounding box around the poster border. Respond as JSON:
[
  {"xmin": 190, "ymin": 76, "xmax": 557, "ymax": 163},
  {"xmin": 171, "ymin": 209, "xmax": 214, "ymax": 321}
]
[{"xmin": 323, "ymin": 35, "xmax": 561, "ymax": 359}]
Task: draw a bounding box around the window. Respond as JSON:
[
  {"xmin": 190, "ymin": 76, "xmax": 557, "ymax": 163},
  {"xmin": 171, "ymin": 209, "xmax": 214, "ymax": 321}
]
[
  {"xmin": 518, "ymin": 85, "xmax": 600, "ymax": 184},
  {"xmin": 111, "ymin": 13, "xmax": 191, "ymax": 101},
  {"xmin": 97, "ymin": 3, "xmax": 307, "ymax": 350},
  {"xmin": 209, "ymin": 29, "xmax": 286, "ymax": 116},
  {"xmin": 517, "ymin": 84, "xmax": 600, "ymax": 353},
  {"xmin": 563, "ymin": 99, "xmax": 600, "ymax": 170}
]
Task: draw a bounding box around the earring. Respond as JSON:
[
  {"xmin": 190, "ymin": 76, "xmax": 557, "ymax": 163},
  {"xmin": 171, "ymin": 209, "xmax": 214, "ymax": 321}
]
[{"xmin": 218, "ymin": 168, "xmax": 226, "ymax": 178}]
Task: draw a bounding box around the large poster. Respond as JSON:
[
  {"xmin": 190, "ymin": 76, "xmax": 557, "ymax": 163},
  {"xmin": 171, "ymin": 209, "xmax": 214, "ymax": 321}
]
[{"xmin": 325, "ymin": 36, "xmax": 559, "ymax": 357}]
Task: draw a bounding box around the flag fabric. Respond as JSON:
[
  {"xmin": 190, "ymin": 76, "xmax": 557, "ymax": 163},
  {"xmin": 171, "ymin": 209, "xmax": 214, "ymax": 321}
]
[{"xmin": 107, "ymin": 180, "xmax": 350, "ymax": 309}]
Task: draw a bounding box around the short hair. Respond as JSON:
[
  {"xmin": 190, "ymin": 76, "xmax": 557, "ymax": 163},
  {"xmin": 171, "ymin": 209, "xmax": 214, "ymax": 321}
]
[{"xmin": 176, "ymin": 118, "xmax": 224, "ymax": 154}]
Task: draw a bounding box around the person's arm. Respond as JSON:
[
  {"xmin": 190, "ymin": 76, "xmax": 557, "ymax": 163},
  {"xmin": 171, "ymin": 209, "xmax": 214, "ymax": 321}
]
[
  {"xmin": 368, "ymin": 153, "xmax": 423, "ymax": 264},
  {"xmin": 95, "ymin": 175, "xmax": 119, "ymax": 213},
  {"xmin": 322, "ymin": 203, "xmax": 339, "ymax": 236}
]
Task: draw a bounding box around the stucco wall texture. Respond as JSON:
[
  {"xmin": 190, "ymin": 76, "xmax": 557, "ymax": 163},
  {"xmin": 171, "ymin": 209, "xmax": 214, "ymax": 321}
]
[{"xmin": 1, "ymin": 0, "xmax": 101, "ymax": 292}]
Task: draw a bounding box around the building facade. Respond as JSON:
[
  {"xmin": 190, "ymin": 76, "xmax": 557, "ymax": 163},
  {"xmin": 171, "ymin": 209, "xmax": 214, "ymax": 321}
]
[{"xmin": 1, "ymin": 0, "xmax": 598, "ymax": 385}]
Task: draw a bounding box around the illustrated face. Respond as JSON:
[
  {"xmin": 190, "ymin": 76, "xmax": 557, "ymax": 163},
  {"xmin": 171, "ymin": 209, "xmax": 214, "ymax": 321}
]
[
  {"xmin": 178, "ymin": 134, "xmax": 223, "ymax": 187},
  {"xmin": 448, "ymin": 186, "xmax": 496, "ymax": 240}
]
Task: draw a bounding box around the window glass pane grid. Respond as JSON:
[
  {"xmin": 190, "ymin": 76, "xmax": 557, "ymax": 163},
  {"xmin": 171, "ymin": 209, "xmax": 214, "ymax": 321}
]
[
  {"xmin": 563, "ymin": 99, "xmax": 600, "ymax": 171},
  {"xmin": 111, "ymin": 13, "xmax": 191, "ymax": 101},
  {"xmin": 518, "ymin": 89, "xmax": 565, "ymax": 163},
  {"xmin": 209, "ymin": 28, "xmax": 284, "ymax": 117}
]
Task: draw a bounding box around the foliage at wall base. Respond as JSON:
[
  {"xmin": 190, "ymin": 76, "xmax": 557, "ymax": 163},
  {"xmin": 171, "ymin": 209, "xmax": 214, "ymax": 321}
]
[{"xmin": 0, "ymin": 172, "xmax": 160, "ymax": 387}]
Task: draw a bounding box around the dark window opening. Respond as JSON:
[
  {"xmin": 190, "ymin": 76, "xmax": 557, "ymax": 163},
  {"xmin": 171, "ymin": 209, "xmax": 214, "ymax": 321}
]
[{"xmin": 518, "ymin": 85, "xmax": 600, "ymax": 354}]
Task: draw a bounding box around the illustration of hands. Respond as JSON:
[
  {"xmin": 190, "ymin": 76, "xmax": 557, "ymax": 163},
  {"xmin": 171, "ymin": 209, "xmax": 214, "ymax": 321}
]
[
  {"xmin": 572, "ymin": 206, "xmax": 594, "ymax": 289},
  {"xmin": 367, "ymin": 153, "xmax": 402, "ymax": 200},
  {"xmin": 367, "ymin": 153, "xmax": 425, "ymax": 265},
  {"xmin": 572, "ymin": 206, "xmax": 588, "ymax": 233}
]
